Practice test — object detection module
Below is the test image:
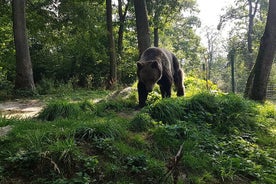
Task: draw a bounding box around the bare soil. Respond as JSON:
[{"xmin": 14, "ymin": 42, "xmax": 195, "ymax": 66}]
[{"xmin": 0, "ymin": 99, "xmax": 44, "ymax": 119}]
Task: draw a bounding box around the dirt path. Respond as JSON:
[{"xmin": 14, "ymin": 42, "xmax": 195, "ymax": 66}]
[{"xmin": 0, "ymin": 99, "xmax": 44, "ymax": 119}]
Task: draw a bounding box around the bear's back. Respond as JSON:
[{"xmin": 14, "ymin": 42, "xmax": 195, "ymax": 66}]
[{"xmin": 140, "ymin": 47, "xmax": 173, "ymax": 64}]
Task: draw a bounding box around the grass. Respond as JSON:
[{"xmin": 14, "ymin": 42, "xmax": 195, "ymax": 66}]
[{"xmin": 0, "ymin": 85, "xmax": 275, "ymax": 184}]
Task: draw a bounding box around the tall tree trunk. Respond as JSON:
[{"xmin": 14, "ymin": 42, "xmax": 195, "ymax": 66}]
[
  {"xmin": 246, "ymin": 0, "xmax": 259, "ymax": 71},
  {"xmin": 133, "ymin": 0, "xmax": 151, "ymax": 56},
  {"xmin": 117, "ymin": 0, "xmax": 129, "ymax": 57},
  {"xmin": 230, "ymin": 50, "xmax": 236, "ymax": 93},
  {"xmin": 106, "ymin": 0, "xmax": 117, "ymax": 89},
  {"xmin": 154, "ymin": 27, "xmax": 159, "ymax": 47},
  {"xmin": 248, "ymin": 0, "xmax": 254, "ymax": 54},
  {"xmin": 12, "ymin": 0, "xmax": 35, "ymax": 91},
  {"xmin": 246, "ymin": 0, "xmax": 276, "ymax": 102}
]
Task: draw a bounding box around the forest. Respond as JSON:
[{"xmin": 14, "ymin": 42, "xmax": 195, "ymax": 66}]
[{"xmin": 0, "ymin": 0, "xmax": 276, "ymax": 183}]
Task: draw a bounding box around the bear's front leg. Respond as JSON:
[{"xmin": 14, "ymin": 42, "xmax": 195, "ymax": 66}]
[
  {"xmin": 159, "ymin": 84, "xmax": 172, "ymax": 98},
  {"xmin": 158, "ymin": 76, "xmax": 172, "ymax": 98},
  {"xmin": 138, "ymin": 81, "xmax": 148, "ymax": 108}
]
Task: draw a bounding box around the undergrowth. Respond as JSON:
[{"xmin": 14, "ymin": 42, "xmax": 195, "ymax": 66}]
[{"xmin": 0, "ymin": 86, "xmax": 275, "ymax": 184}]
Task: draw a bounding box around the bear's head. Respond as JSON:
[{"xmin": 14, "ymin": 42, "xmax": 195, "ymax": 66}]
[{"xmin": 137, "ymin": 60, "xmax": 162, "ymax": 92}]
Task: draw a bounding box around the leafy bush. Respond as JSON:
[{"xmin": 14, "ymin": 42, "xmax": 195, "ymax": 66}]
[
  {"xmin": 36, "ymin": 78, "xmax": 74, "ymax": 95},
  {"xmin": 0, "ymin": 68, "xmax": 13, "ymax": 100},
  {"xmin": 184, "ymin": 76, "xmax": 219, "ymax": 96}
]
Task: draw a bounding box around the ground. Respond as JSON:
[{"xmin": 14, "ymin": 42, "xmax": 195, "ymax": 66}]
[
  {"xmin": 0, "ymin": 99, "xmax": 44, "ymax": 119},
  {"xmin": 0, "ymin": 99, "xmax": 44, "ymax": 137}
]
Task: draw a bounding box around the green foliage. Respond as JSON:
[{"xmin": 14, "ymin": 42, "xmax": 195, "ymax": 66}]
[
  {"xmin": 184, "ymin": 76, "xmax": 219, "ymax": 96},
  {"xmin": 129, "ymin": 113, "xmax": 155, "ymax": 132},
  {"xmin": 149, "ymin": 93, "xmax": 257, "ymax": 134},
  {"xmin": 0, "ymin": 90, "xmax": 275, "ymax": 183},
  {"xmin": 48, "ymin": 138, "xmax": 80, "ymax": 175},
  {"xmin": 0, "ymin": 67, "xmax": 13, "ymax": 101},
  {"xmin": 145, "ymin": 93, "xmax": 275, "ymax": 183},
  {"xmin": 36, "ymin": 78, "xmax": 74, "ymax": 95}
]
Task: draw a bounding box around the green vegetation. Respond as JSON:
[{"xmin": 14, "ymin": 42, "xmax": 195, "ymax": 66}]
[{"xmin": 0, "ymin": 81, "xmax": 275, "ymax": 184}]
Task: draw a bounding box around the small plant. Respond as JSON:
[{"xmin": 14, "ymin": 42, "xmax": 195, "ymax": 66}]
[
  {"xmin": 74, "ymin": 127, "xmax": 96, "ymax": 142},
  {"xmin": 125, "ymin": 155, "xmax": 147, "ymax": 174},
  {"xmin": 47, "ymin": 138, "xmax": 80, "ymax": 176}
]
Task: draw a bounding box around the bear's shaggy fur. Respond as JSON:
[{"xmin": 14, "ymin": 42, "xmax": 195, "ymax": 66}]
[{"xmin": 137, "ymin": 47, "xmax": 184, "ymax": 107}]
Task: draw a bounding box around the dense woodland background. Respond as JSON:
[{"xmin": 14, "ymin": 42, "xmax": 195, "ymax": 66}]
[{"xmin": 0, "ymin": 0, "xmax": 275, "ymax": 100}]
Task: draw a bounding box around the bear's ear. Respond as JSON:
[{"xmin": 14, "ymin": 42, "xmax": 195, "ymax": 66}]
[
  {"xmin": 151, "ymin": 60, "xmax": 159, "ymax": 68},
  {"xmin": 137, "ymin": 62, "xmax": 144, "ymax": 70}
]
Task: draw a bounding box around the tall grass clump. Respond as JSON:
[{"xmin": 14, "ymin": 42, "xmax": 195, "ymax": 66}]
[
  {"xmin": 148, "ymin": 97, "xmax": 187, "ymax": 124},
  {"xmin": 74, "ymin": 121, "xmax": 126, "ymax": 142},
  {"xmin": 147, "ymin": 93, "xmax": 258, "ymax": 134},
  {"xmin": 37, "ymin": 100, "xmax": 82, "ymax": 121}
]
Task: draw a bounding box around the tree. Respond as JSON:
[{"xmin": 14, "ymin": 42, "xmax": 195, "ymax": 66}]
[
  {"xmin": 133, "ymin": 0, "xmax": 151, "ymax": 56},
  {"xmin": 117, "ymin": 0, "xmax": 129, "ymax": 57},
  {"xmin": 205, "ymin": 27, "xmax": 218, "ymax": 81},
  {"xmin": 147, "ymin": 0, "xmax": 196, "ymax": 47},
  {"xmin": 106, "ymin": 0, "xmax": 117, "ymax": 89},
  {"xmin": 246, "ymin": 0, "xmax": 276, "ymax": 101},
  {"xmin": 12, "ymin": 0, "xmax": 35, "ymax": 92},
  {"xmin": 218, "ymin": 0, "xmax": 266, "ymax": 70},
  {"xmin": 228, "ymin": 49, "xmax": 236, "ymax": 93}
]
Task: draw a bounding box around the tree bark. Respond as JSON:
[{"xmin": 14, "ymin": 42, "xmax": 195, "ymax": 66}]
[
  {"xmin": 12, "ymin": 0, "xmax": 35, "ymax": 91},
  {"xmin": 106, "ymin": 0, "xmax": 117, "ymax": 89},
  {"xmin": 230, "ymin": 50, "xmax": 236, "ymax": 93},
  {"xmin": 154, "ymin": 27, "xmax": 159, "ymax": 47},
  {"xmin": 117, "ymin": 0, "xmax": 129, "ymax": 57},
  {"xmin": 246, "ymin": 0, "xmax": 259, "ymax": 71},
  {"xmin": 247, "ymin": 0, "xmax": 276, "ymax": 101},
  {"xmin": 133, "ymin": 0, "xmax": 151, "ymax": 56}
]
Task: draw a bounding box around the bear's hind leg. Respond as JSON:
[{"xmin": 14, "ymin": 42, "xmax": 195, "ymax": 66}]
[{"xmin": 174, "ymin": 69, "xmax": 184, "ymax": 96}]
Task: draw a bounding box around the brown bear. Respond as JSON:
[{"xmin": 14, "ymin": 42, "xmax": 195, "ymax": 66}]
[{"xmin": 137, "ymin": 47, "xmax": 185, "ymax": 107}]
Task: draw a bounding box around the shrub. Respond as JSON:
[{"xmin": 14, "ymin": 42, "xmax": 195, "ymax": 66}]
[
  {"xmin": 184, "ymin": 76, "xmax": 219, "ymax": 97},
  {"xmin": 36, "ymin": 78, "xmax": 74, "ymax": 95}
]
